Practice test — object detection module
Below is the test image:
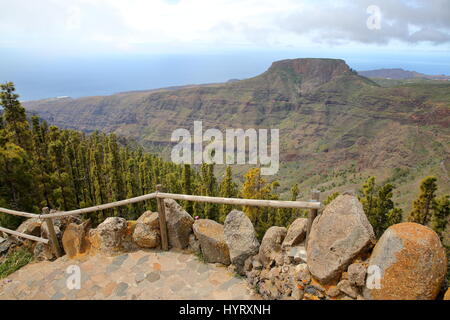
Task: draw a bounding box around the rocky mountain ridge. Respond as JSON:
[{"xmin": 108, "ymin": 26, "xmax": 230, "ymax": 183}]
[{"xmin": 24, "ymin": 58, "xmax": 450, "ymax": 209}]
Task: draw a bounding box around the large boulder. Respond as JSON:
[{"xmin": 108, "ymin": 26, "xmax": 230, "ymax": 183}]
[
  {"xmin": 89, "ymin": 217, "xmax": 128, "ymax": 254},
  {"xmin": 193, "ymin": 219, "xmax": 230, "ymax": 265},
  {"xmin": 62, "ymin": 220, "xmax": 91, "ymax": 258},
  {"xmin": 307, "ymin": 194, "xmax": 376, "ymax": 284},
  {"xmin": 282, "ymin": 218, "xmax": 308, "ymax": 248},
  {"xmin": 364, "ymin": 222, "xmax": 447, "ymax": 300},
  {"xmin": 259, "ymin": 226, "xmax": 287, "ymax": 268},
  {"xmin": 224, "ymin": 210, "xmax": 260, "ymax": 273},
  {"xmin": 132, "ymin": 211, "xmax": 160, "ymax": 248},
  {"xmin": 164, "ymin": 199, "xmax": 194, "ymax": 249}
]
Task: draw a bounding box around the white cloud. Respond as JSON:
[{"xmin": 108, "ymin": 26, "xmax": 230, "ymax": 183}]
[{"xmin": 0, "ymin": 0, "xmax": 449, "ymax": 53}]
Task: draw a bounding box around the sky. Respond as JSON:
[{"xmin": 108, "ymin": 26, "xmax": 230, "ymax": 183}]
[{"xmin": 1, "ymin": 0, "xmax": 450, "ymax": 100}]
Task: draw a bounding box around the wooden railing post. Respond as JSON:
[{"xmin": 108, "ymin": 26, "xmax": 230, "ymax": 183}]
[
  {"xmin": 306, "ymin": 190, "xmax": 320, "ymax": 250},
  {"xmin": 42, "ymin": 207, "xmax": 63, "ymax": 258},
  {"xmin": 156, "ymin": 185, "xmax": 169, "ymax": 251}
]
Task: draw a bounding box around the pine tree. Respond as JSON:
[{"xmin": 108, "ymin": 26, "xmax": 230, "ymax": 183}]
[
  {"xmin": 240, "ymin": 167, "xmax": 279, "ymax": 238},
  {"xmin": 218, "ymin": 166, "xmax": 238, "ymax": 222},
  {"xmin": 0, "ymin": 82, "xmax": 32, "ymax": 151},
  {"xmin": 324, "ymin": 191, "xmax": 339, "ymax": 205},
  {"xmin": 360, "ymin": 176, "xmax": 376, "ymax": 220},
  {"xmin": 182, "ymin": 164, "xmax": 193, "ymax": 215},
  {"xmin": 408, "ymin": 177, "xmax": 438, "ymax": 225},
  {"xmin": 431, "ymin": 195, "xmax": 450, "ymax": 241},
  {"xmin": 359, "ymin": 177, "xmax": 403, "ymax": 237}
]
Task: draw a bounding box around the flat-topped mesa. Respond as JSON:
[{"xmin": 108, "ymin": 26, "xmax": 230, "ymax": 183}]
[
  {"xmin": 269, "ymin": 58, "xmax": 350, "ymax": 77},
  {"xmin": 263, "ymin": 58, "xmax": 355, "ymax": 94}
]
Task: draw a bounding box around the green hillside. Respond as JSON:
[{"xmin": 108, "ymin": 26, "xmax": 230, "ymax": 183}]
[{"xmin": 24, "ymin": 58, "xmax": 450, "ymax": 213}]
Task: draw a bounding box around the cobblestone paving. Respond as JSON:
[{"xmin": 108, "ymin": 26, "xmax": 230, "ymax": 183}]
[{"xmin": 0, "ymin": 249, "xmax": 261, "ymax": 300}]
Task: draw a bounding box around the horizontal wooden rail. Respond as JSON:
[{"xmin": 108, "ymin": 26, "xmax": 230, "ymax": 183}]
[
  {"xmin": 0, "ymin": 207, "xmax": 40, "ymax": 219},
  {"xmin": 156, "ymin": 192, "xmax": 321, "ymax": 209},
  {"xmin": 42, "ymin": 193, "xmax": 158, "ymax": 219},
  {"xmin": 0, "ymin": 190, "xmax": 321, "ymax": 249},
  {"xmin": 0, "ymin": 226, "xmax": 49, "ymax": 244},
  {"xmin": 1, "ymin": 191, "xmax": 321, "ymax": 220}
]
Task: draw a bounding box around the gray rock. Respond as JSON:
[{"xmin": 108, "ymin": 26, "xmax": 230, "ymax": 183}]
[
  {"xmin": 298, "ymin": 269, "xmax": 311, "ymax": 285},
  {"xmin": 259, "ymin": 226, "xmax": 287, "ymax": 268},
  {"xmin": 89, "ymin": 217, "xmax": 128, "ymax": 254},
  {"xmin": 34, "ymin": 242, "xmax": 56, "ymax": 261},
  {"xmin": 164, "ymin": 199, "xmax": 194, "ymax": 249},
  {"xmin": 337, "ymin": 279, "xmax": 359, "ymax": 299},
  {"xmin": 306, "ymin": 194, "xmax": 376, "ymax": 284},
  {"xmin": 282, "ymin": 218, "xmax": 308, "ymax": 248},
  {"xmin": 0, "ymin": 239, "xmax": 12, "ymax": 255},
  {"xmin": 291, "ymin": 285, "xmax": 304, "ymax": 300},
  {"xmin": 305, "ymin": 285, "xmax": 324, "ymax": 298},
  {"xmin": 326, "ymin": 286, "xmax": 341, "ymax": 298},
  {"xmin": 133, "ymin": 211, "xmax": 160, "ymax": 248},
  {"xmin": 193, "ymin": 219, "xmax": 230, "ymax": 265},
  {"xmin": 348, "ymin": 263, "xmax": 367, "ymax": 287},
  {"xmin": 259, "ymin": 279, "xmax": 280, "ymax": 299},
  {"xmin": 224, "ymin": 210, "xmax": 260, "ymax": 274},
  {"xmin": 188, "ymin": 233, "xmax": 201, "ymax": 254}
]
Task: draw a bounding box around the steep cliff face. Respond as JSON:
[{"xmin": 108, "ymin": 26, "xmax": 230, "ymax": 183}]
[{"xmin": 24, "ymin": 58, "xmax": 450, "ymax": 208}]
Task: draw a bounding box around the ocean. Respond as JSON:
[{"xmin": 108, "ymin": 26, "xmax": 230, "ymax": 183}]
[{"xmin": 1, "ymin": 48, "xmax": 449, "ymax": 101}]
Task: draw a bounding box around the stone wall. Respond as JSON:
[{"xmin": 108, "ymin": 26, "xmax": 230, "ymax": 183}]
[{"xmin": 4, "ymin": 195, "xmax": 448, "ymax": 300}]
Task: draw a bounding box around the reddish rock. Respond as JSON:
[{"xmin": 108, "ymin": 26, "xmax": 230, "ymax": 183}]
[{"xmin": 365, "ymin": 222, "xmax": 447, "ymax": 300}]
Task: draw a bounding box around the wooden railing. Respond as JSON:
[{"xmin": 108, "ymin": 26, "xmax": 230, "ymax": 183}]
[{"xmin": 0, "ymin": 185, "xmax": 321, "ymax": 256}]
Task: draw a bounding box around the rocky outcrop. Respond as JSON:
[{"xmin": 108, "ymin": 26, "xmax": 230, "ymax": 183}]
[
  {"xmin": 132, "ymin": 211, "xmax": 160, "ymax": 248},
  {"xmin": 224, "ymin": 210, "xmax": 260, "ymax": 274},
  {"xmin": 62, "ymin": 220, "xmax": 91, "ymax": 258},
  {"xmin": 193, "ymin": 219, "xmax": 230, "ymax": 265},
  {"xmin": 164, "ymin": 199, "xmax": 194, "ymax": 249},
  {"xmin": 282, "ymin": 218, "xmax": 307, "ymax": 248},
  {"xmin": 89, "ymin": 217, "xmax": 129, "ymax": 254},
  {"xmin": 307, "ymin": 194, "xmax": 376, "ymax": 284},
  {"xmin": 259, "ymin": 226, "xmax": 287, "ymax": 268},
  {"xmin": 364, "ymin": 222, "xmax": 447, "ymax": 300}
]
